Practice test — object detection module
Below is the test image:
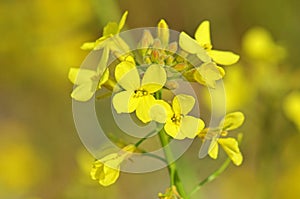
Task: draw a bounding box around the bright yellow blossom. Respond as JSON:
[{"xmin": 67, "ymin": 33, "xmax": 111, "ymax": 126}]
[
  {"xmin": 199, "ymin": 112, "xmax": 244, "ymax": 166},
  {"xmin": 90, "ymin": 144, "xmax": 136, "ymax": 187},
  {"xmin": 179, "ymin": 20, "xmax": 239, "ymax": 65},
  {"xmin": 151, "ymin": 94, "xmax": 205, "ymax": 139},
  {"xmin": 112, "ymin": 58, "xmax": 167, "ymax": 123},
  {"xmin": 81, "ymin": 11, "xmax": 129, "ymax": 52}
]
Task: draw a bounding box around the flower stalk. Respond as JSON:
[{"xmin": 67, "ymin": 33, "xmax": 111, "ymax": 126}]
[{"xmin": 155, "ymin": 91, "xmax": 188, "ymax": 198}]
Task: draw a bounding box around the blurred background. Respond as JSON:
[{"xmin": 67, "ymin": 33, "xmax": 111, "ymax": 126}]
[{"xmin": 1, "ymin": 0, "xmax": 300, "ymax": 198}]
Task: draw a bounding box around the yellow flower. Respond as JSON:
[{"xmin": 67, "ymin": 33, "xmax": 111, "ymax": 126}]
[
  {"xmin": 90, "ymin": 145, "xmax": 136, "ymax": 187},
  {"xmin": 68, "ymin": 47, "xmax": 110, "ymax": 101},
  {"xmin": 242, "ymin": 27, "xmax": 286, "ymax": 62},
  {"xmin": 179, "ymin": 20, "xmax": 240, "ymax": 65},
  {"xmin": 158, "ymin": 186, "xmax": 183, "ymax": 199},
  {"xmin": 150, "ymin": 94, "xmax": 205, "ymax": 139},
  {"xmin": 199, "ymin": 112, "xmax": 244, "ymax": 166},
  {"xmin": 112, "ymin": 58, "xmax": 167, "ymax": 123},
  {"xmin": 68, "ymin": 68, "xmax": 109, "ymax": 101},
  {"xmin": 283, "ymin": 91, "xmax": 300, "ymax": 131},
  {"xmin": 194, "ymin": 62, "xmax": 225, "ymax": 88},
  {"xmin": 81, "ymin": 11, "xmax": 129, "ymax": 52}
]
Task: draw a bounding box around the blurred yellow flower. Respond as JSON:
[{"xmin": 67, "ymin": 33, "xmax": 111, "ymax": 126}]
[
  {"xmin": 91, "ymin": 144, "xmax": 136, "ymax": 187},
  {"xmin": 283, "ymin": 91, "xmax": 300, "ymax": 131},
  {"xmin": 179, "ymin": 20, "xmax": 240, "ymax": 65},
  {"xmin": 112, "ymin": 60, "xmax": 166, "ymax": 123},
  {"xmin": 242, "ymin": 27, "xmax": 286, "ymax": 62},
  {"xmin": 199, "ymin": 112, "xmax": 244, "ymax": 166},
  {"xmin": 158, "ymin": 186, "xmax": 182, "ymax": 199},
  {"xmin": 151, "ymin": 94, "xmax": 205, "ymax": 139},
  {"xmin": 81, "ymin": 11, "xmax": 129, "ymax": 52},
  {"xmin": 0, "ymin": 141, "xmax": 46, "ymax": 192}
]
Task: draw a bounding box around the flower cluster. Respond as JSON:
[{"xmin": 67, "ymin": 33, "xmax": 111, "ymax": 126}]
[{"xmin": 69, "ymin": 11, "xmax": 245, "ymax": 197}]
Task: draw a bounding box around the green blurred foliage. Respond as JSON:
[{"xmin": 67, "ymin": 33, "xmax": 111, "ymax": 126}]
[{"xmin": 1, "ymin": 0, "xmax": 300, "ymax": 198}]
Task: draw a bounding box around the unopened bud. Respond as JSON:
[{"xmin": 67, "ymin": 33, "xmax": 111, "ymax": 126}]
[
  {"xmin": 167, "ymin": 42, "xmax": 178, "ymax": 54},
  {"xmin": 153, "ymin": 38, "xmax": 162, "ymax": 49},
  {"xmin": 140, "ymin": 30, "xmax": 154, "ymax": 49},
  {"xmin": 157, "ymin": 19, "xmax": 170, "ymax": 47},
  {"xmin": 173, "ymin": 63, "xmax": 188, "ymax": 71}
]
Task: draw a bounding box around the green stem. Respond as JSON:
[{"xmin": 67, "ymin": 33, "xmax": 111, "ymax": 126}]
[
  {"xmin": 155, "ymin": 91, "xmax": 188, "ymax": 198},
  {"xmin": 133, "ymin": 129, "xmax": 168, "ymax": 163},
  {"xmin": 188, "ymin": 158, "xmax": 231, "ymax": 197},
  {"xmin": 140, "ymin": 150, "xmax": 168, "ymax": 164},
  {"xmin": 158, "ymin": 128, "xmax": 188, "ymax": 198},
  {"xmin": 134, "ymin": 129, "xmax": 157, "ymax": 147}
]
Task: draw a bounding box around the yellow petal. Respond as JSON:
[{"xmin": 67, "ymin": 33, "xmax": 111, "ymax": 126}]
[
  {"xmin": 112, "ymin": 91, "xmax": 140, "ymax": 113},
  {"xmin": 208, "ymin": 140, "xmax": 219, "ymax": 159},
  {"xmin": 196, "ymin": 51, "xmax": 212, "ymax": 63},
  {"xmin": 100, "ymin": 166, "xmax": 120, "ymax": 186},
  {"xmin": 71, "ymin": 82, "xmax": 95, "ymax": 101},
  {"xmin": 194, "ymin": 62, "xmax": 224, "ymax": 88},
  {"xmin": 136, "ymin": 95, "xmax": 156, "ymax": 123},
  {"xmin": 122, "ymin": 144, "xmax": 136, "ymax": 153},
  {"xmin": 90, "ymin": 162, "xmax": 104, "ymax": 180},
  {"xmin": 97, "ymin": 47, "xmax": 109, "ymax": 74},
  {"xmin": 99, "ymin": 153, "xmax": 119, "ymax": 163},
  {"xmin": 149, "ymin": 100, "xmax": 173, "ymax": 123},
  {"xmin": 141, "ymin": 64, "xmax": 166, "ymax": 93},
  {"xmin": 109, "ymin": 35, "xmax": 130, "ymax": 53},
  {"xmin": 118, "ymin": 11, "xmax": 128, "ymax": 31},
  {"xmin": 115, "ymin": 60, "xmax": 140, "ymax": 90},
  {"xmin": 68, "ymin": 68, "xmax": 96, "ymax": 84},
  {"xmin": 218, "ymin": 138, "xmax": 243, "ymax": 166},
  {"xmin": 195, "ymin": 20, "xmax": 212, "ymax": 48},
  {"xmin": 180, "ymin": 116, "xmax": 205, "ymax": 139},
  {"xmin": 80, "ymin": 42, "xmax": 96, "ymax": 50},
  {"xmin": 93, "ymin": 36, "xmax": 110, "ymax": 50},
  {"xmin": 208, "ymin": 50, "xmax": 240, "ymax": 65},
  {"xmin": 164, "ymin": 122, "xmax": 181, "ymax": 139},
  {"xmin": 179, "ymin": 32, "xmax": 207, "ymax": 55},
  {"xmin": 157, "ymin": 19, "xmax": 169, "ymax": 46},
  {"xmin": 221, "ymin": 112, "xmax": 245, "ymax": 131},
  {"xmin": 174, "ymin": 131, "xmax": 186, "ymax": 140},
  {"xmin": 172, "ymin": 94, "xmax": 195, "ymax": 115},
  {"xmin": 103, "ymin": 22, "xmax": 119, "ymax": 36}
]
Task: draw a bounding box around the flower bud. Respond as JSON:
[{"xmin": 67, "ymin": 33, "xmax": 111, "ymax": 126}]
[{"xmin": 157, "ymin": 19, "xmax": 170, "ymax": 47}]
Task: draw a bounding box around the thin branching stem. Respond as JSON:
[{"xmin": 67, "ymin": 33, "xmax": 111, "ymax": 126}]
[{"xmin": 188, "ymin": 158, "xmax": 231, "ymax": 197}]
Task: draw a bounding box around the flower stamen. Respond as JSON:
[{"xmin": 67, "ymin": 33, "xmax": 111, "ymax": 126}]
[
  {"xmin": 134, "ymin": 89, "xmax": 149, "ymax": 98},
  {"xmin": 171, "ymin": 114, "xmax": 182, "ymax": 125}
]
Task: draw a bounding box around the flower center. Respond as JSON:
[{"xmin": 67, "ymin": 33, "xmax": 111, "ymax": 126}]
[
  {"xmin": 203, "ymin": 43, "xmax": 212, "ymax": 51},
  {"xmin": 134, "ymin": 89, "xmax": 148, "ymax": 98},
  {"xmin": 171, "ymin": 114, "xmax": 182, "ymax": 125}
]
